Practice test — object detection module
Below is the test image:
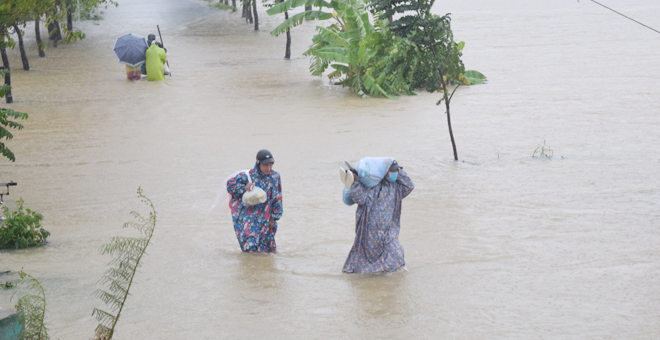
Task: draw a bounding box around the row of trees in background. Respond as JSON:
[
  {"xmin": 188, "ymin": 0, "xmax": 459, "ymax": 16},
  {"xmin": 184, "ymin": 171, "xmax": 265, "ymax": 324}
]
[{"xmin": 0, "ymin": 0, "xmax": 115, "ymax": 103}]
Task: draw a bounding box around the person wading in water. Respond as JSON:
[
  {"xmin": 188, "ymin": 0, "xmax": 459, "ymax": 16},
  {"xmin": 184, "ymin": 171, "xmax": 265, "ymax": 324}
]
[
  {"xmin": 226, "ymin": 150, "xmax": 283, "ymax": 252},
  {"xmin": 343, "ymin": 160, "xmax": 414, "ymax": 273}
]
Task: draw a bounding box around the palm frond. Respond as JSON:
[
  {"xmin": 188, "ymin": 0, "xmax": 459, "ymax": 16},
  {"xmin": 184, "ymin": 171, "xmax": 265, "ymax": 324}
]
[
  {"xmin": 92, "ymin": 187, "xmax": 157, "ymax": 340},
  {"xmin": 12, "ymin": 269, "xmax": 49, "ymax": 340}
]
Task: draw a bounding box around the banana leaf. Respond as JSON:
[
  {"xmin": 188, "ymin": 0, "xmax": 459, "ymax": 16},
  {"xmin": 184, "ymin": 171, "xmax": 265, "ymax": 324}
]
[
  {"xmin": 267, "ymin": 0, "xmax": 332, "ymax": 15},
  {"xmin": 312, "ymin": 47, "xmax": 351, "ymax": 63},
  {"xmin": 269, "ymin": 11, "xmax": 334, "ymax": 36},
  {"xmin": 330, "ymin": 64, "xmax": 351, "ymax": 74},
  {"xmin": 314, "ymin": 26, "xmax": 350, "ymax": 48},
  {"xmin": 463, "ymin": 70, "xmax": 487, "ymax": 85}
]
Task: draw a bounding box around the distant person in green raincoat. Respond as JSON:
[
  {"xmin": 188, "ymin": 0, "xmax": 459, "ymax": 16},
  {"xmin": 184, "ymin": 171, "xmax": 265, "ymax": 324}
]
[{"xmin": 145, "ymin": 41, "xmax": 167, "ymax": 81}]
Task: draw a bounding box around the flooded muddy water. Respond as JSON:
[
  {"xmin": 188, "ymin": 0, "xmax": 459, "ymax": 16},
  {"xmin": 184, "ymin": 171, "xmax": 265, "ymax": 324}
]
[{"xmin": 1, "ymin": 0, "xmax": 659, "ymax": 338}]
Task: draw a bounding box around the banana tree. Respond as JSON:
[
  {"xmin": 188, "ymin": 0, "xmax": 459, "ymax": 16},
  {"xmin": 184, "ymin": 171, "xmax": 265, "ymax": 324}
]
[{"xmin": 267, "ymin": 0, "xmax": 409, "ymax": 97}]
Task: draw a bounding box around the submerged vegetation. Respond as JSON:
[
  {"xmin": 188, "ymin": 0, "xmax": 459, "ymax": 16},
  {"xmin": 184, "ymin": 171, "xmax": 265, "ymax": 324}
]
[
  {"xmin": 0, "ymin": 72, "xmax": 28, "ymax": 161},
  {"xmin": 533, "ymin": 139, "xmax": 554, "ymax": 160},
  {"xmin": 1, "ymin": 189, "xmax": 157, "ymax": 339},
  {"xmin": 267, "ymin": 0, "xmax": 487, "ymax": 160},
  {"xmin": 0, "ymin": 199, "xmax": 50, "ymax": 250},
  {"xmin": 267, "ymin": 0, "xmax": 487, "ymax": 98},
  {"xmin": 92, "ymin": 187, "xmax": 157, "ymax": 340}
]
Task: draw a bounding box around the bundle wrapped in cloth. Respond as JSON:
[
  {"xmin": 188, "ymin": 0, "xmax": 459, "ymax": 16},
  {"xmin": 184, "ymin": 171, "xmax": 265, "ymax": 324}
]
[{"xmin": 353, "ymin": 157, "xmax": 395, "ymax": 188}]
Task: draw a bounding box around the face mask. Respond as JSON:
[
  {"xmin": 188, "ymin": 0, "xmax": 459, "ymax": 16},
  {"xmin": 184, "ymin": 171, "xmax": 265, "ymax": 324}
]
[{"xmin": 387, "ymin": 172, "xmax": 398, "ymax": 183}]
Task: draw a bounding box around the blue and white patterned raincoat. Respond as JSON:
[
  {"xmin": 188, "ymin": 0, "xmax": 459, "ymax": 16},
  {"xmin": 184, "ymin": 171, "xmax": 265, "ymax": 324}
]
[
  {"xmin": 343, "ymin": 169, "xmax": 414, "ymax": 273},
  {"xmin": 226, "ymin": 164, "xmax": 283, "ymax": 252}
]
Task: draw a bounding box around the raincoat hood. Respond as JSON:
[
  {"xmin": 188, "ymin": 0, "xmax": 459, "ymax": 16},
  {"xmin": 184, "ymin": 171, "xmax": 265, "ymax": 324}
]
[{"xmin": 253, "ymin": 163, "xmax": 272, "ymax": 178}]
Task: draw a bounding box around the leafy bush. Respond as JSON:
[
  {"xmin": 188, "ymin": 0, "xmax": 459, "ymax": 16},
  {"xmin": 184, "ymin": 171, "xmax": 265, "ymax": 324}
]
[
  {"xmin": 267, "ymin": 0, "xmax": 486, "ymax": 98},
  {"xmin": 0, "ymin": 200, "xmax": 50, "ymax": 250}
]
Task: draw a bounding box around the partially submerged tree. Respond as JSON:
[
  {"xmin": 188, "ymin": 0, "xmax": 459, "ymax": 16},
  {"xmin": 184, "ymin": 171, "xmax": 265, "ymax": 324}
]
[
  {"xmin": 0, "ymin": 0, "xmax": 37, "ymax": 101},
  {"xmin": 251, "ymin": 0, "xmax": 259, "ymax": 30},
  {"xmin": 267, "ymin": 0, "xmax": 412, "ymax": 97},
  {"xmin": 0, "ymin": 36, "xmax": 15, "ymax": 103},
  {"xmin": 11, "ymin": 24, "xmax": 29, "ymax": 70},
  {"xmin": 0, "ymin": 75, "xmax": 28, "ymax": 158},
  {"xmin": 269, "ymin": 0, "xmax": 487, "ymax": 159},
  {"xmin": 32, "ymin": 0, "xmax": 54, "ymax": 57},
  {"xmin": 265, "ymin": 0, "xmax": 293, "ymax": 58},
  {"xmin": 371, "ymin": 0, "xmax": 488, "ymax": 160}
]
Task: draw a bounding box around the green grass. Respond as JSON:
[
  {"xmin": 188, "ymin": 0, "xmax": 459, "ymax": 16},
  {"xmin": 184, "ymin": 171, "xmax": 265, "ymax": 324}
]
[{"xmin": 532, "ymin": 139, "xmax": 553, "ymax": 160}]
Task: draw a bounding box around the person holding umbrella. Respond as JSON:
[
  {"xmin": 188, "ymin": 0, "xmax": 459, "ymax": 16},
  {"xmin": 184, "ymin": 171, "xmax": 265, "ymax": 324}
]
[{"xmin": 113, "ymin": 33, "xmax": 149, "ymax": 81}]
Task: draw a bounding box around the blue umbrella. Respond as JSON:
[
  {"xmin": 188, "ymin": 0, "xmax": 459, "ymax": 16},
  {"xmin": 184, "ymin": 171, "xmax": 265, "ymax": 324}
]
[{"xmin": 113, "ymin": 33, "xmax": 148, "ymax": 67}]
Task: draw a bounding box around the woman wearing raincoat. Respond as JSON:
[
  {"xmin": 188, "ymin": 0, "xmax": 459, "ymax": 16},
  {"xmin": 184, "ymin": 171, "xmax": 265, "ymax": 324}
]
[
  {"xmin": 343, "ymin": 160, "xmax": 414, "ymax": 273},
  {"xmin": 226, "ymin": 150, "xmax": 283, "ymax": 252},
  {"xmin": 145, "ymin": 41, "xmax": 167, "ymax": 81}
]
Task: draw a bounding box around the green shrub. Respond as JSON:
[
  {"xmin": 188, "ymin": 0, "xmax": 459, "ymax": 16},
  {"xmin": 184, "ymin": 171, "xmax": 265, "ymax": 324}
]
[{"xmin": 0, "ymin": 200, "xmax": 50, "ymax": 250}]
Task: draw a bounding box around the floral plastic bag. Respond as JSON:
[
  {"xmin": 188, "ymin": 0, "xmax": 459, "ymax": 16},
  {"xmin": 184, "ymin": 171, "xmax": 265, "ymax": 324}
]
[
  {"xmin": 242, "ymin": 171, "xmax": 267, "ymax": 206},
  {"xmin": 355, "ymin": 157, "xmax": 395, "ymax": 188}
]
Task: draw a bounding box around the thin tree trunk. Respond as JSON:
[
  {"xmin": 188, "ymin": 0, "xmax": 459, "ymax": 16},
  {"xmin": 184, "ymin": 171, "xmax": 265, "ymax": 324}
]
[
  {"xmin": 232, "ymin": 0, "xmax": 236, "ymax": 12},
  {"xmin": 284, "ymin": 11, "xmax": 291, "ymax": 59},
  {"xmin": 0, "ymin": 31, "xmax": 13, "ymax": 103},
  {"xmin": 35, "ymin": 17, "xmax": 45, "ymax": 57},
  {"xmin": 241, "ymin": 2, "xmax": 246, "ymax": 18},
  {"xmin": 252, "ymin": 0, "xmax": 258, "ymax": 30},
  {"xmin": 437, "ymin": 67, "xmax": 458, "ymax": 160},
  {"xmin": 428, "ymin": 43, "xmax": 458, "ymax": 160},
  {"xmin": 305, "ymin": 5, "xmax": 311, "ymax": 11},
  {"xmin": 67, "ymin": 8, "xmax": 73, "ymax": 31},
  {"xmin": 12, "ymin": 25, "xmax": 29, "ymax": 71},
  {"xmin": 247, "ymin": 1, "xmax": 253, "ymax": 24}
]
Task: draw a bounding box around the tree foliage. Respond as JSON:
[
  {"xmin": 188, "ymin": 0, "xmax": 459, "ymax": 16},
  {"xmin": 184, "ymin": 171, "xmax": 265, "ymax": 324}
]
[
  {"xmin": 268, "ymin": 0, "xmax": 485, "ymax": 99},
  {"xmin": 269, "ymin": 0, "xmax": 487, "ymax": 158},
  {"xmin": 269, "ymin": 0, "xmax": 411, "ymax": 97},
  {"xmin": 92, "ymin": 187, "xmax": 157, "ymax": 340},
  {"xmin": 0, "ymin": 70, "xmax": 28, "ymax": 162}
]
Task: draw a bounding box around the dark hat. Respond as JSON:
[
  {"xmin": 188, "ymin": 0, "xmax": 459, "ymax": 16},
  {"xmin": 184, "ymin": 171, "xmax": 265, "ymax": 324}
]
[
  {"xmin": 147, "ymin": 34, "xmax": 156, "ymax": 41},
  {"xmin": 256, "ymin": 149, "xmax": 275, "ymax": 164},
  {"xmin": 389, "ymin": 160, "xmax": 402, "ymax": 171}
]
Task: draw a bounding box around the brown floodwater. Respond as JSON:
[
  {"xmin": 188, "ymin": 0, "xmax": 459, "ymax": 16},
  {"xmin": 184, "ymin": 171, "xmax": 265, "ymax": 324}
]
[{"xmin": 1, "ymin": 0, "xmax": 659, "ymax": 338}]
